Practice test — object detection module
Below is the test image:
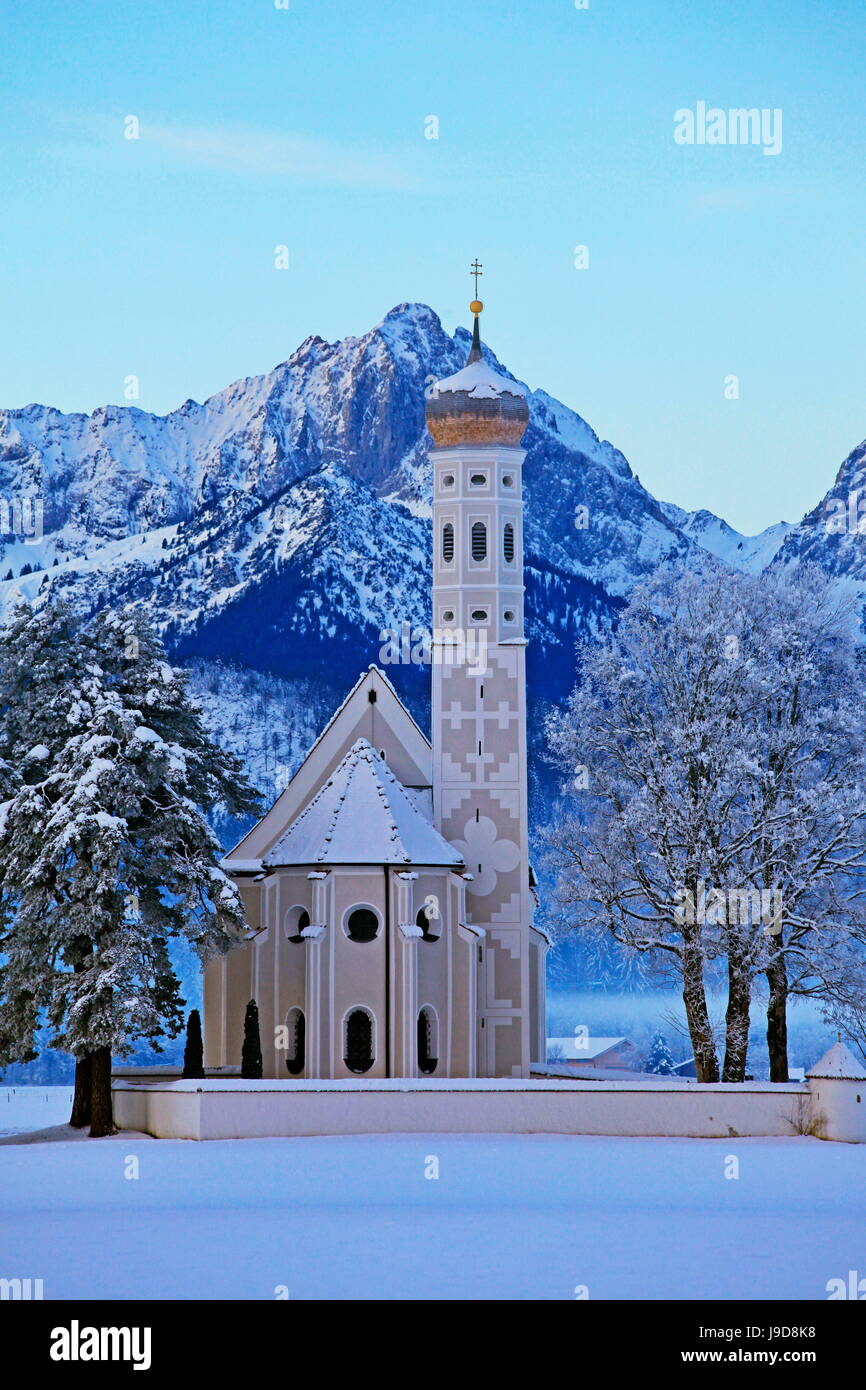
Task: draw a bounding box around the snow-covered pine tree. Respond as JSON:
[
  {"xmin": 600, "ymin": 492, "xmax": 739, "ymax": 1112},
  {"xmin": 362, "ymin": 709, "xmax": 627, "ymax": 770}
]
[
  {"xmin": 241, "ymin": 999, "xmax": 263, "ymax": 1079},
  {"xmin": 182, "ymin": 1009, "xmax": 205, "ymax": 1080},
  {"xmin": 646, "ymin": 1032, "xmax": 677, "ymax": 1076},
  {"xmin": 0, "ymin": 600, "xmax": 260, "ymax": 1135}
]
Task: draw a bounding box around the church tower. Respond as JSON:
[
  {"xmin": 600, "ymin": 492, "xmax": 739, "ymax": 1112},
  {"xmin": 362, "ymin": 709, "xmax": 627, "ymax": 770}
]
[{"xmin": 425, "ymin": 277, "xmax": 540, "ymax": 1077}]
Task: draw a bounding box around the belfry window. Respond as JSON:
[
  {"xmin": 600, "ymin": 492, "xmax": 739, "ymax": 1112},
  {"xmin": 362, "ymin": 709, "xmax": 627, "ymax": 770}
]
[
  {"xmin": 285, "ymin": 1008, "xmax": 305, "ymax": 1075},
  {"xmin": 471, "ymin": 522, "xmax": 487, "ymax": 561},
  {"xmin": 442, "ymin": 522, "xmax": 455, "ymax": 563},
  {"xmin": 417, "ymin": 1007, "xmax": 438, "ymax": 1075},
  {"xmin": 345, "ymin": 1008, "xmax": 374, "ymax": 1074},
  {"xmin": 503, "ymin": 522, "xmax": 515, "ymax": 563}
]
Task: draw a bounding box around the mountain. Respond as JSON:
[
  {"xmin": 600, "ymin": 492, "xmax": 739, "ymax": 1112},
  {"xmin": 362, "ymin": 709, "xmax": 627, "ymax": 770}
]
[
  {"xmin": 0, "ymin": 301, "xmax": 824, "ymax": 829},
  {"xmin": 772, "ymin": 436, "xmax": 866, "ymax": 596}
]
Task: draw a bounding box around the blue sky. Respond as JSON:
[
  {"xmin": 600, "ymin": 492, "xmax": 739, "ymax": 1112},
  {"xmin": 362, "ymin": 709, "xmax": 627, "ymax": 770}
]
[{"xmin": 1, "ymin": 0, "xmax": 864, "ymax": 534}]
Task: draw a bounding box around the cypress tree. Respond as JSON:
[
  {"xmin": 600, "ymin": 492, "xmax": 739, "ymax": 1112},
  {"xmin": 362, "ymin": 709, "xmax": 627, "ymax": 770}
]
[
  {"xmin": 182, "ymin": 1009, "xmax": 205, "ymax": 1080},
  {"xmin": 241, "ymin": 999, "xmax": 263, "ymax": 1079}
]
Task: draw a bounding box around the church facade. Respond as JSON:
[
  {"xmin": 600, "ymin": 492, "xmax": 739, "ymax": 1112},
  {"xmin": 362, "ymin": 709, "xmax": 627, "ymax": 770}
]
[{"xmin": 203, "ymin": 302, "xmax": 548, "ymax": 1079}]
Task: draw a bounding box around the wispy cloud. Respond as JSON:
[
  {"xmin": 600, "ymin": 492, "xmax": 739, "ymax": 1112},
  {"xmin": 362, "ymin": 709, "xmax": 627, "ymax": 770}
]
[{"xmin": 46, "ymin": 109, "xmax": 416, "ymax": 191}]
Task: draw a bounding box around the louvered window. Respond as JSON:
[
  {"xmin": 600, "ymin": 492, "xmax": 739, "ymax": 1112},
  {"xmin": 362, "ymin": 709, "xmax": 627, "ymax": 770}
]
[
  {"xmin": 285, "ymin": 1008, "xmax": 305, "ymax": 1075},
  {"xmin": 442, "ymin": 522, "xmax": 455, "ymax": 563},
  {"xmin": 471, "ymin": 522, "xmax": 487, "ymax": 561},
  {"xmin": 503, "ymin": 522, "xmax": 515, "ymax": 563},
  {"xmin": 418, "ymin": 1008, "xmax": 438, "ymax": 1075},
  {"xmin": 345, "ymin": 1009, "xmax": 374, "ymax": 1074}
]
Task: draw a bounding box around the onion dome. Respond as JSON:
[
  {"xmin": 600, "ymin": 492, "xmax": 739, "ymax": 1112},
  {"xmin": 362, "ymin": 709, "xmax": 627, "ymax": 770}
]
[{"xmin": 426, "ymin": 302, "xmax": 529, "ymax": 448}]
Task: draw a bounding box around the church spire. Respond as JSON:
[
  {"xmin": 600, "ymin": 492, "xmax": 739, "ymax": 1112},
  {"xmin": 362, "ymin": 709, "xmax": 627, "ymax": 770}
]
[{"xmin": 468, "ymin": 258, "xmax": 483, "ymax": 363}]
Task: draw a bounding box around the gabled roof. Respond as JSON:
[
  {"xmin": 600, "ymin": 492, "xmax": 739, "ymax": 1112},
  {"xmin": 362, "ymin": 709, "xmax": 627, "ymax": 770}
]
[
  {"xmin": 263, "ymin": 738, "xmax": 463, "ymax": 869},
  {"xmin": 546, "ymin": 1036, "xmax": 631, "ymax": 1061},
  {"xmin": 222, "ymin": 666, "xmax": 433, "ymax": 871}
]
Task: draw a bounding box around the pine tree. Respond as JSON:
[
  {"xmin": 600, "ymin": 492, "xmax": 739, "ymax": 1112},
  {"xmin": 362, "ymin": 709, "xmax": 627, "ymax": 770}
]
[
  {"xmin": 0, "ymin": 600, "xmax": 260, "ymax": 1135},
  {"xmin": 182, "ymin": 1009, "xmax": 205, "ymax": 1079},
  {"xmin": 241, "ymin": 999, "xmax": 263, "ymax": 1079},
  {"xmin": 646, "ymin": 1032, "xmax": 677, "ymax": 1076}
]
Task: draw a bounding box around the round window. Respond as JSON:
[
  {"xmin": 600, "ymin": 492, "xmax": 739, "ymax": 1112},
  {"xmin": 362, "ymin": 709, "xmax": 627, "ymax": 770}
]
[{"xmin": 345, "ymin": 907, "xmax": 380, "ymax": 942}]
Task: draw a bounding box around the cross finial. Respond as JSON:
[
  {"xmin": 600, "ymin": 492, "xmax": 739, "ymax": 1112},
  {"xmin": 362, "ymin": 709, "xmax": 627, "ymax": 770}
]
[{"xmin": 471, "ymin": 259, "xmax": 483, "ymax": 296}]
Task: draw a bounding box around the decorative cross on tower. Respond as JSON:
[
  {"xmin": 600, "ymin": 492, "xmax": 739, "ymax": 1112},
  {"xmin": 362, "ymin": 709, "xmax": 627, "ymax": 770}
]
[{"xmin": 470, "ymin": 259, "xmax": 483, "ymax": 297}]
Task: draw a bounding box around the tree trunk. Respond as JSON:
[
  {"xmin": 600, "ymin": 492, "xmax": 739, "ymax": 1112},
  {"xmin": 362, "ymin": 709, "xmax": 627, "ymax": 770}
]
[
  {"xmin": 766, "ymin": 951, "xmax": 789, "ymax": 1082},
  {"xmin": 89, "ymin": 1046, "xmax": 115, "ymax": 1137},
  {"xmin": 722, "ymin": 953, "xmax": 751, "ymax": 1082},
  {"xmin": 682, "ymin": 945, "xmax": 719, "ymax": 1083},
  {"xmin": 69, "ymin": 1053, "xmax": 92, "ymax": 1127}
]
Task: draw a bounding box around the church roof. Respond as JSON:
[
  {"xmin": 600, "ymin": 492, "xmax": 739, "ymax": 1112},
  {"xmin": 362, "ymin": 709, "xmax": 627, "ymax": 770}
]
[
  {"xmin": 806, "ymin": 1042, "xmax": 866, "ymax": 1081},
  {"xmin": 262, "ymin": 738, "xmax": 464, "ymax": 869}
]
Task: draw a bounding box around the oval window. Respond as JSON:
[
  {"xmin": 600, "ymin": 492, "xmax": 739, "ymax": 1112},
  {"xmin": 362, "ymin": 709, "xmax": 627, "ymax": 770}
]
[
  {"xmin": 442, "ymin": 608, "xmax": 455, "ymax": 623},
  {"xmin": 346, "ymin": 907, "xmax": 379, "ymax": 942},
  {"xmin": 285, "ymin": 1008, "xmax": 305, "ymax": 1075},
  {"xmin": 470, "ymin": 472, "xmax": 488, "ymax": 487},
  {"xmin": 502, "ymin": 473, "xmax": 515, "ymax": 487},
  {"xmin": 503, "ymin": 609, "xmax": 516, "ymax": 623},
  {"xmin": 442, "ymin": 473, "xmax": 455, "ymax": 487},
  {"xmin": 471, "ymin": 522, "xmax": 487, "ymax": 561},
  {"xmin": 345, "ymin": 1008, "xmax": 374, "ymax": 1074}
]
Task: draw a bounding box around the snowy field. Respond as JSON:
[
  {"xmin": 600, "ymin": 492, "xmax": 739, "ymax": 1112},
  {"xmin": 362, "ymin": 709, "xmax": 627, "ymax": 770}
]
[{"xmin": 0, "ymin": 1088, "xmax": 863, "ymax": 1301}]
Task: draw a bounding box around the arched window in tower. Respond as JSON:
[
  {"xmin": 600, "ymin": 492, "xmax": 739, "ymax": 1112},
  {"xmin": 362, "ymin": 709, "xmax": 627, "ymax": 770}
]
[
  {"xmin": 471, "ymin": 521, "xmax": 487, "ymax": 562},
  {"xmin": 344, "ymin": 1008, "xmax": 375, "ymax": 1074},
  {"xmin": 284, "ymin": 1008, "xmax": 305, "ymax": 1075},
  {"xmin": 503, "ymin": 522, "xmax": 515, "ymax": 564},
  {"xmin": 417, "ymin": 1007, "xmax": 438, "ymax": 1075},
  {"xmin": 285, "ymin": 907, "xmax": 310, "ymax": 944},
  {"xmin": 441, "ymin": 522, "xmax": 455, "ymax": 564}
]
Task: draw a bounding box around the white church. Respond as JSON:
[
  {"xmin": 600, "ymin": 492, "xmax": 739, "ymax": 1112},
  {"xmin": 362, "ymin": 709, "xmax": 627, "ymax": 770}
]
[{"xmin": 203, "ymin": 298, "xmax": 549, "ymax": 1080}]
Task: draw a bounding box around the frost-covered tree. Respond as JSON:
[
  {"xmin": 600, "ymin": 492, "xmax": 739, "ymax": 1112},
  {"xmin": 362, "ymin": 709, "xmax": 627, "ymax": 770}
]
[
  {"xmin": 645, "ymin": 1032, "xmax": 677, "ymax": 1076},
  {"xmin": 0, "ymin": 601, "xmax": 260, "ymax": 1135},
  {"xmin": 546, "ymin": 561, "xmax": 866, "ymax": 1083},
  {"xmin": 546, "ymin": 565, "xmax": 755, "ymax": 1081}
]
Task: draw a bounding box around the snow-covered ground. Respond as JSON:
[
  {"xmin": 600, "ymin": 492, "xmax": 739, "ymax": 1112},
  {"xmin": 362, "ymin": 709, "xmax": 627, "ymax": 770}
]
[{"xmin": 0, "ymin": 1089, "xmax": 863, "ymax": 1300}]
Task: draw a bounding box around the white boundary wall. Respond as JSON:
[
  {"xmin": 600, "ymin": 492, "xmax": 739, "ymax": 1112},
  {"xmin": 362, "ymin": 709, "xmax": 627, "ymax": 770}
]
[{"xmin": 113, "ymin": 1076, "xmax": 812, "ymax": 1142}]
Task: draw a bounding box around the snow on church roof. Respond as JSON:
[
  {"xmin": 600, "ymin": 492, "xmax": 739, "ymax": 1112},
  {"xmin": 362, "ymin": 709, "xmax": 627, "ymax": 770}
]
[
  {"xmin": 431, "ymin": 357, "xmax": 527, "ymax": 401},
  {"xmin": 263, "ymin": 738, "xmax": 463, "ymax": 869}
]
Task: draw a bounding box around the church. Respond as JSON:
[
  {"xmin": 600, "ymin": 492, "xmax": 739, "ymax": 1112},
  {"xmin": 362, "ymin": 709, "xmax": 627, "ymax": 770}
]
[{"xmin": 203, "ymin": 295, "xmax": 549, "ymax": 1080}]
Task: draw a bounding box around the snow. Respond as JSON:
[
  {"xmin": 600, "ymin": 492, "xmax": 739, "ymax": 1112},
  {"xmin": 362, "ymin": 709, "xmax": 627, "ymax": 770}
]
[
  {"xmin": 432, "ymin": 358, "xmax": 526, "ymax": 401},
  {"xmin": 807, "ymin": 1042, "xmax": 866, "ymax": 1080},
  {"xmin": 0, "ymin": 1089, "xmax": 862, "ymax": 1300},
  {"xmin": 264, "ymin": 738, "xmax": 462, "ymax": 869}
]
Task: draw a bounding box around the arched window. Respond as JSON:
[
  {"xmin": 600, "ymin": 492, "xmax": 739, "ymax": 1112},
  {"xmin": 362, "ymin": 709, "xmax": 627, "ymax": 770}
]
[
  {"xmin": 344, "ymin": 1008, "xmax": 374, "ymax": 1074},
  {"xmin": 416, "ymin": 903, "xmax": 441, "ymax": 942},
  {"xmin": 503, "ymin": 522, "xmax": 515, "ymax": 563},
  {"xmin": 417, "ymin": 1007, "xmax": 438, "ymax": 1075},
  {"xmin": 285, "ymin": 907, "xmax": 310, "ymax": 944},
  {"xmin": 471, "ymin": 522, "xmax": 487, "ymax": 561},
  {"xmin": 345, "ymin": 906, "xmax": 380, "ymax": 942},
  {"xmin": 441, "ymin": 522, "xmax": 454, "ymax": 563},
  {"xmin": 285, "ymin": 1008, "xmax": 305, "ymax": 1075}
]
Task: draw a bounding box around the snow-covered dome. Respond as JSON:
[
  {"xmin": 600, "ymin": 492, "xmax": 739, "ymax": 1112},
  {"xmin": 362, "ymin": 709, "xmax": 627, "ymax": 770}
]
[{"xmin": 426, "ymin": 311, "xmax": 528, "ymax": 448}]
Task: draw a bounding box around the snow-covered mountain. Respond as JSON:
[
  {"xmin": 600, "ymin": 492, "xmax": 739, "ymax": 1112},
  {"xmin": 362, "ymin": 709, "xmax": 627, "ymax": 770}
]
[
  {"xmin": 772, "ymin": 436, "xmax": 866, "ymax": 589},
  {"xmin": 0, "ymin": 300, "xmax": 848, "ymax": 810}
]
